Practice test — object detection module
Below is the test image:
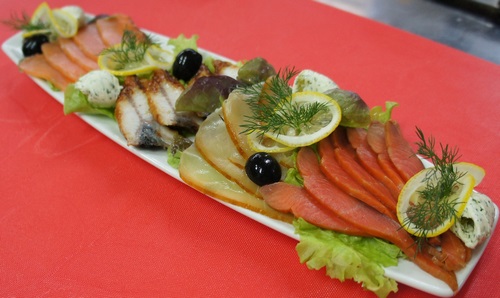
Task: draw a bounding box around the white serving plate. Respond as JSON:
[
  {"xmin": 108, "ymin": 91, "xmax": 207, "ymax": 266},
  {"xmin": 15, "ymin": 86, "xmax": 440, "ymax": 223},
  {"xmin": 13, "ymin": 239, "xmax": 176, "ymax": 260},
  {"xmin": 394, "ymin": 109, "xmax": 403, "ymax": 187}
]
[{"xmin": 3, "ymin": 29, "xmax": 498, "ymax": 297}]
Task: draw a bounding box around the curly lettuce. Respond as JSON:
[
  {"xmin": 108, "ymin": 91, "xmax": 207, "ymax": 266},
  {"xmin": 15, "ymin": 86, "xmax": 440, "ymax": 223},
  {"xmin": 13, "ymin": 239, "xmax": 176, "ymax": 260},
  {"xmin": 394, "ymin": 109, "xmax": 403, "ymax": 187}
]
[{"xmin": 293, "ymin": 218, "xmax": 402, "ymax": 298}]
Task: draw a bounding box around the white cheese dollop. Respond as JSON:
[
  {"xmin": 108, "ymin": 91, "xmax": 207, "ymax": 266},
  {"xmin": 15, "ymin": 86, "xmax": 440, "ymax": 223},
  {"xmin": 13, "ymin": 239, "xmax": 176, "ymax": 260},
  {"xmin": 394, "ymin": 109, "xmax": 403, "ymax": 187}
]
[
  {"xmin": 451, "ymin": 192, "xmax": 496, "ymax": 249},
  {"xmin": 292, "ymin": 69, "xmax": 339, "ymax": 93},
  {"xmin": 75, "ymin": 70, "xmax": 122, "ymax": 108}
]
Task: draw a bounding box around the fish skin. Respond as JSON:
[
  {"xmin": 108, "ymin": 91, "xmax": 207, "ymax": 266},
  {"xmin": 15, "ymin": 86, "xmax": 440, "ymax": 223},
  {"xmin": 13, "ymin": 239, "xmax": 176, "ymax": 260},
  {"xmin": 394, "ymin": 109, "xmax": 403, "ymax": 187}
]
[
  {"xmin": 115, "ymin": 76, "xmax": 191, "ymax": 149},
  {"xmin": 18, "ymin": 54, "xmax": 71, "ymax": 91},
  {"xmin": 385, "ymin": 120, "xmax": 424, "ymax": 181},
  {"xmin": 318, "ymin": 137, "xmax": 397, "ymax": 220},
  {"xmin": 261, "ymin": 182, "xmax": 370, "ymax": 236},
  {"xmin": 41, "ymin": 42, "xmax": 87, "ymax": 82},
  {"xmin": 146, "ymin": 69, "xmax": 202, "ymax": 130},
  {"xmin": 58, "ymin": 38, "xmax": 99, "ymax": 72},
  {"xmin": 297, "ymin": 147, "xmax": 458, "ymax": 291}
]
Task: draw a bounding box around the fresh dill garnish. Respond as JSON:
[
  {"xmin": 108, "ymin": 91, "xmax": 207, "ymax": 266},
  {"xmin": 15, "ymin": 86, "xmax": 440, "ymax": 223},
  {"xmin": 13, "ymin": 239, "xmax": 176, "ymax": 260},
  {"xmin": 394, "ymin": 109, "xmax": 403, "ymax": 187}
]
[
  {"xmin": 101, "ymin": 30, "xmax": 156, "ymax": 69},
  {"xmin": 402, "ymin": 127, "xmax": 465, "ymax": 248},
  {"xmin": 238, "ymin": 67, "xmax": 330, "ymax": 138},
  {"xmin": 2, "ymin": 11, "xmax": 50, "ymax": 32}
]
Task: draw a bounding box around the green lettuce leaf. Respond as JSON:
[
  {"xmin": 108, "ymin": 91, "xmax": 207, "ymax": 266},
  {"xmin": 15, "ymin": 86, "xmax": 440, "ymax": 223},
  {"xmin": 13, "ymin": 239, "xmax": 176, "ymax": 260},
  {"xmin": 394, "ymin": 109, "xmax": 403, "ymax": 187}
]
[
  {"xmin": 293, "ymin": 218, "xmax": 401, "ymax": 298},
  {"xmin": 167, "ymin": 34, "xmax": 199, "ymax": 58},
  {"xmin": 370, "ymin": 101, "xmax": 399, "ymax": 123},
  {"xmin": 63, "ymin": 84, "xmax": 115, "ymax": 119}
]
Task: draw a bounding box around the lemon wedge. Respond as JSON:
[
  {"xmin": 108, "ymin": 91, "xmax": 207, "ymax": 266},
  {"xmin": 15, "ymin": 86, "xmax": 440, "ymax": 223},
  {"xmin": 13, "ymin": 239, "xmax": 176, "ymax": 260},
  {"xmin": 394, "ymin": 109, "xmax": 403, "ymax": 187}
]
[
  {"xmin": 144, "ymin": 45, "xmax": 175, "ymax": 69},
  {"xmin": 97, "ymin": 47, "xmax": 157, "ymax": 77},
  {"xmin": 50, "ymin": 9, "xmax": 78, "ymax": 38},
  {"xmin": 247, "ymin": 131, "xmax": 295, "ymax": 153},
  {"xmin": 397, "ymin": 166, "xmax": 476, "ymax": 238},
  {"xmin": 31, "ymin": 2, "xmax": 52, "ymax": 25},
  {"xmin": 264, "ymin": 91, "xmax": 342, "ymax": 148},
  {"xmin": 454, "ymin": 162, "xmax": 485, "ymax": 186}
]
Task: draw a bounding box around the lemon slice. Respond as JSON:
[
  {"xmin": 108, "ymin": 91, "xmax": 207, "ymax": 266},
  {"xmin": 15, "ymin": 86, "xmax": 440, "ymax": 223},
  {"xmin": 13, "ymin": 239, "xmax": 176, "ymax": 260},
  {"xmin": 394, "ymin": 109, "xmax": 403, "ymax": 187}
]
[
  {"xmin": 50, "ymin": 9, "xmax": 78, "ymax": 38},
  {"xmin": 22, "ymin": 28, "xmax": 52, "ymax": 38},
  {"xmin": 144, "ymin": 45, "xmax": 175, "ymax": 69},
  {"xmin": 247, "ymin": 131, "xmax": 295, "ymax": 153},
  {"xmin": 98, "ymin": 48, "xmax": 157, "ymax": 76},
  {"xmin": 31, "ymin": 2, "xmax": 52, "ymax": 25},
  {"xmin": 397, "ymin": 167, "xmax": 475, "ymax": 238},
  {"xmin": 264, "ymin": 91, "xmax": 342, "ymax": 148},
  {"xmin": 454, "ymin": 162, "xmax": 485, "ymax": 186}
]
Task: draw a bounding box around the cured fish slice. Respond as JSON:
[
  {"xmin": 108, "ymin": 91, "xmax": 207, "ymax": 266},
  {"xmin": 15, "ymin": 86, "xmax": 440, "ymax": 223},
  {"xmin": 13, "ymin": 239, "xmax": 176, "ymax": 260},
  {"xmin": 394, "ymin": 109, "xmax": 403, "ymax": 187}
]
[
  {"xmin": 179, "ymin": 145, "xmax": 293, "ymax": 223},
  {"xmin": 18, "ymin": 54, "xmax": 71, "ymax": 91},
  {"xmin": 329, "ymin": 126, "xmax": 356, "ymax": 158},
  {"xmin": 330, "ymin": 129, "xmax": 397, "ymax": 212},
  {"xmin": 146, "ymin": 69, "xmax": 202, "ymax": 130},
  {"xmin": 318, "ymin": 138, "xmax": 397, "ymax": 220},
  {"xmin": 426, "ymin": 231, "xmax": 471, "ymax": 272},
  {"xmin": 195, "ymin": 108, "xmax": 261, "ymax": 197},
  {"xmin": 367, "ymin": 122, "xmax": 406, "ymax": 187},
  {"xmin": 58, "ymin": 38, "xmax": 99, "ymax": 72},
  {"xmin": 261, "ymin": 182, "xmax": 369, "ymax": 236},
  {"xmin": 115, "ymin": 76, "xmax": 191, "ymax": 149},
  {"xmin": 96, "ymin": 14, "xmax": 143, "ymax": 47},
  {"xmin": 41, "ymin": 42, "xmax": 87, "ymax": 82},
  {"xmin": 347, "ymin": 127, "xmax": 402, "ymax": 198},
  {"xmin": 385, "ymin": 120, "xmax": 424, "ymax": 181},
  {"xmin": 73, "ymin": 22, "xmax": 107, "ymax": 61},
  {"xmin": 297, "ymin": 147, "xmax": 458, "ymax": 291}
]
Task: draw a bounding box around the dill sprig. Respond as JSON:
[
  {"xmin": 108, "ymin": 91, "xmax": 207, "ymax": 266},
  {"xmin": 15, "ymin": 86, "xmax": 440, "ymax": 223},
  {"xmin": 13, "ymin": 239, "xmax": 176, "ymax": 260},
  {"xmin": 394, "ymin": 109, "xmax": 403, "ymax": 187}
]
[
  {"xmin": 101, "ymin": 30, "xmax": 156, "ymax": 69},
  {"xmin": 2, "ymin": 11, "xmax": 50, "ymax": 32},
  {"xmin": 402, "ymin": 128, "xmax": 465, "ymax": 248},
  {"xmin": 238, "ymin": 67, "xmax": 330, "ymax": 138}
]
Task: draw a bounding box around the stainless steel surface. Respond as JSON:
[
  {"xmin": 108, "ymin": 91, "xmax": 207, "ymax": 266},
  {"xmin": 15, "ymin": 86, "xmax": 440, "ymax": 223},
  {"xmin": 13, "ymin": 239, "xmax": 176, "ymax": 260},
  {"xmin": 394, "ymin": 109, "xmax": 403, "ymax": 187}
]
[{"xmin": 317, "ymin": 0, "xmax": 500, "ymax": 64}]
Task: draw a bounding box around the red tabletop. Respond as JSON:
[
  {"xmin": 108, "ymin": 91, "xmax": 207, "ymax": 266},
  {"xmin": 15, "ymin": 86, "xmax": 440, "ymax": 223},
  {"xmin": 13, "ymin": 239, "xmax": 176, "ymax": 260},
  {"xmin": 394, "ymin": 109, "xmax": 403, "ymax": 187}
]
[{"xmin": 1, "ymin": 0, "xmax": 499, "ymax": 297}]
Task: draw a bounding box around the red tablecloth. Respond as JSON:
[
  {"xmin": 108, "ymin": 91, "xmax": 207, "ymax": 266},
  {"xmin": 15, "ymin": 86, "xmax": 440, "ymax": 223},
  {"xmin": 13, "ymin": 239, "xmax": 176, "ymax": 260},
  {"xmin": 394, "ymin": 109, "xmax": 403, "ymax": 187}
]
[{"xmin": 1, "ymin": 0, "xmax": 499, "ymax": 297}]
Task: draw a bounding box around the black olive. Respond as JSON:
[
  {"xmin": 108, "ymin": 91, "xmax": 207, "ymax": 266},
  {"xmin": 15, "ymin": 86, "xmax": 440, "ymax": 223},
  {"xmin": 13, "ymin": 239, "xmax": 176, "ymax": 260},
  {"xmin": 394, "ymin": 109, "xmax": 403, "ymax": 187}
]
[
  {"xmin": 172, "ymin": 48, "xmax": 202, "ymax": 82},
  {"xmin": 245, "ymin": 152, "xmax": 282, "ymax": 186},
  {"xmin": 22, "ymin": 34, "xmax": 49, "ymax": 57}
]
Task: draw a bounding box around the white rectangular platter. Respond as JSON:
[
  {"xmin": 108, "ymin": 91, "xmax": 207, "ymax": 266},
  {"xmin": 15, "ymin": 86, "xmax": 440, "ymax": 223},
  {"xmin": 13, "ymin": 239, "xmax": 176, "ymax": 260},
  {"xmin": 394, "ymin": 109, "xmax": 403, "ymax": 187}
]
[{"xmin": 3, "ymin": 29, "xmax": 498, "ymax": 297}]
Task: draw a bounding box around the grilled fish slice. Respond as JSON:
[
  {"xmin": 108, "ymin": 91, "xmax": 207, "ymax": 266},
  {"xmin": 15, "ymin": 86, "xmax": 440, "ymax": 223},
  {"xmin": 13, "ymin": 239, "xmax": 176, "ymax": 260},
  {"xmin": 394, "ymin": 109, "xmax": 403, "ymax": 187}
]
[
  {"xmin": 146, "ymin": 69, "xmax": 202, "ymax": 130},
  {"xmin": 115, "ymin": 76, "xmax": 191, "ymax": 149}
]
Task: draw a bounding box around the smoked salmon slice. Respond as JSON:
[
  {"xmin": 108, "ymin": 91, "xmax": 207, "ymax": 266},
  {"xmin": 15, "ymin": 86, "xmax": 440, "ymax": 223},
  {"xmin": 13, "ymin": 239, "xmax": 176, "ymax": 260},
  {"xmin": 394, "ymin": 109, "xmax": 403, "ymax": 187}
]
[
  {"xmin": 329, "ymin": 129, "xmax": 397, "ymax": 213},
  {"xmin": 96, "ymin": 14, "xmax": 142, "ymax": 47},
  {"xmin": 347, "ymin": 127, "xmax": 402, "ymax": 198},
  {"xmin": 19, "ymin": 54, "xmax": 71, "ymax": 91},
  {"xmin": 41, "ymin": 42, "xmax": 87, "ymax": 82},
  {"xmin": 367, "ymin": 122, "xmax": 406, "ymax": 187},
  {"xmin": 318, "ymin": 138, "xmax": 397, "ymax": 220},
  {"xmin": 297, "ymin": 147, "xmax": 458, "ymax": 291},
  {"xmin": 72, "ymin": 22, "xmax": 107, "ymax": 61},
  {"xmin": 261, "ymin": 182, "xmax": 369, "ymax": 236},
  {"xmin": 385, "ymin": 120, "xmax": 424, "ymax": 181},
  {"xmin": 58, "ymin": 38, "xmax": 99, "ymax": 72}
]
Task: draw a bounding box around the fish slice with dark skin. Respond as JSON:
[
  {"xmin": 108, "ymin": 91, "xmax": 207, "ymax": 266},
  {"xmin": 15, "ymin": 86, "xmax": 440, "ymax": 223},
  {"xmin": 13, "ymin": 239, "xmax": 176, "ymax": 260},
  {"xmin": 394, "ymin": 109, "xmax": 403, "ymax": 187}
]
[
  {"xmin": 146, "ymin": 69, "xmax": 202, "ymax": 130},
  {"xmin": 115, "ymin": 76, "xmax": 191, "ymax": 149},
  {"xmin": 297, "ymin": 147, "xmax": 458, "ymax": 291},
  {"xmin": 261, "ymin": 182, "xmax": 370, "ymax": 237}
]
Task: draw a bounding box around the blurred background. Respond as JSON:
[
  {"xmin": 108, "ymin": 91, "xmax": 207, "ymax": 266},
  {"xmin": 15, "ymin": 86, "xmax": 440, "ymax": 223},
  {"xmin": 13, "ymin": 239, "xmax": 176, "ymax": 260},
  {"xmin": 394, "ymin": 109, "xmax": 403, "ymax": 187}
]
[{"xmin": 316, "ymin": 0, "xmax": 500, "ymax": 64}]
